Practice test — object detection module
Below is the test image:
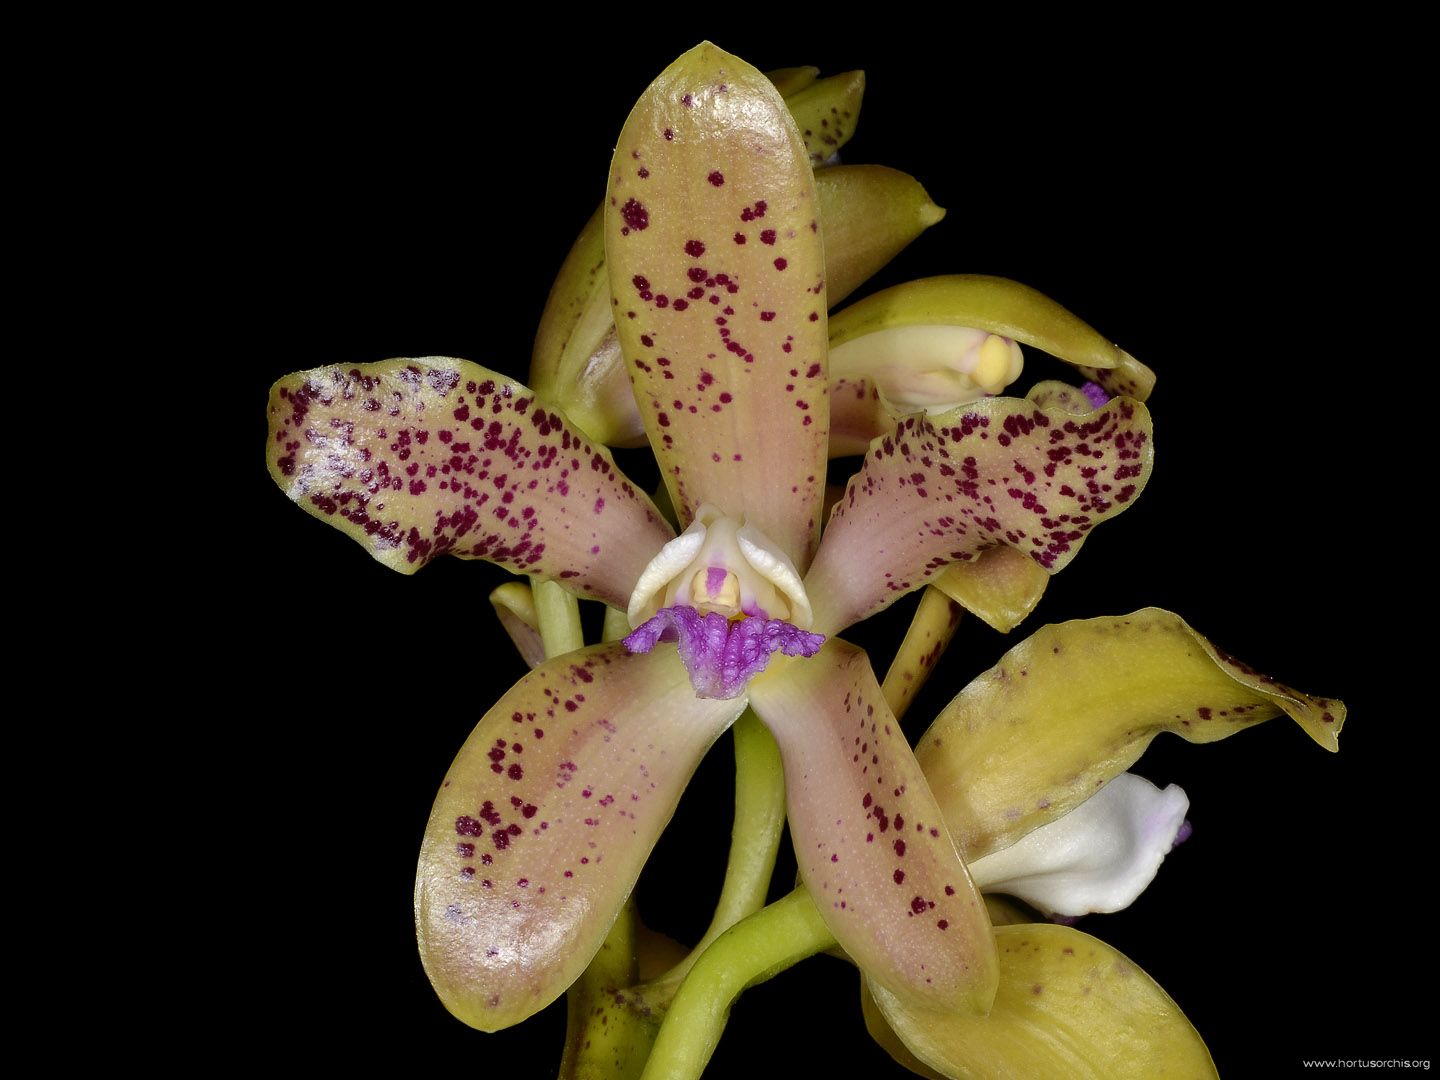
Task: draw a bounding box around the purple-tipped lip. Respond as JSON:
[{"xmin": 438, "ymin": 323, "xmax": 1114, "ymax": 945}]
[{"xmin": 625, "ymin": 605, "xmax": 824, "ymax": 699}]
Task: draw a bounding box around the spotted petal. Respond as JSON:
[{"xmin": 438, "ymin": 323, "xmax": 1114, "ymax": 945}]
[
  {"xmin": 748, "ymin": 641, "xmax": 998, "ymax": 1014},
  {"xmin": 265, "ymin": 358, "xmax": 673, "ymax": 609},
  {"xmin": 863, "ymin": 924, "xmax": 1216, "ymax": 1079},
  {"xmin": 415, "ymin": 644, "xmax": 746, "ymax": 1031},
  {"xmin": 606, "ymin": 42, "xmax": 829, "ymax": 568},
  {"xmin": 805, "ymin": 394, "xmax": 1153, "ymax": 635},
  {"xmin": 916, "ymin": 608, "xmax": 1345, "ymax": 862}
]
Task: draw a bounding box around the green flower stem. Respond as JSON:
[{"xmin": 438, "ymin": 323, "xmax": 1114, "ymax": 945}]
[
  {"xmin": 639, "ymin": 888, "xmax": 838, "ymax": 1080},
  {"xmin": 534, "ymin": 578, "xmax": 584, "ymax": 658},
  {"xmin": 602, "ymin": 604, "xmax": 632, "ymax": 644},
  {"xmin": 637, "ymin": 709, "xmax": 787, "ymax": 1007}
]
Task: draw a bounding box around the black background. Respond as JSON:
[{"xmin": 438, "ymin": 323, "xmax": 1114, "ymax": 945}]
[{"xmin": 226, "ymin": 23, "xmax": 1409, "ymax": 1078}]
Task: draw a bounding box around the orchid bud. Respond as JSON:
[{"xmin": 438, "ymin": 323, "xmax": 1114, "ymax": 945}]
[{"xmin": 829, "ymin": 323, "xmax": 1025, "ymax": 412}]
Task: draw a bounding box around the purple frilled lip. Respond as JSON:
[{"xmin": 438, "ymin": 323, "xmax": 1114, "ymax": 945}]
[{"xmin": 624, "ymin": 606, "xmax": 825, "ymax": 699}]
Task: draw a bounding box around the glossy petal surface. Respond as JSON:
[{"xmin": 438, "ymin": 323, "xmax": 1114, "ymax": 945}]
[
  {"xmin": 606, "ymin": 42, "xmax": 829, "ymax": 567},
  {"xmin": 968, "ymin": 773, "xmax": 1190, "ymax": 916},
  {"xmin": 416, "ymin": 644, "xmax": 745, "ymax": 1031},
  {"xmin": 748, "ymin": 641, "xmax": 998, "ymax": 1014},
  {"xmin": 805, "ymin": 394, "xmax": 1153, "ymax": 635},
  {"xmin": 863, "ymin": 925, "xmax": 1216, "ymax": 1079},
  {"xmin": 917, "ymin": 608, "xmax": 1345, "ymax": 860},
  {"xmin": 266, "ymin": 358, "xmax": 673, "ymax": 608}
]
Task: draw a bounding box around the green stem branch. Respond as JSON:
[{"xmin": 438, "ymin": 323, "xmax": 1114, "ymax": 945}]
[
  {"xmin": 638, "ymin": 889, "xmax": 838, "ymax": 1080},
  {"xmin": 634, "ymin": 710, "xmax": 787, "ymax": 1009}
]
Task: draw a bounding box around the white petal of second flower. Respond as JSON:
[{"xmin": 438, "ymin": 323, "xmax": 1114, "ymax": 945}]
[{"xmin": 967, "ymin": 774, "xmax": 1189, "ymax": 917}]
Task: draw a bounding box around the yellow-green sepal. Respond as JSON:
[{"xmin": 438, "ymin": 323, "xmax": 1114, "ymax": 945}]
[
  {"xmin": 818, "ymin": 165, "xmax": 945, "ymax": 307},
  {"xmin": 529, "ymin": 205, "xmax": 645, "ymax": 446},
  {"xmin": 932, "ymin": 546, "xmax": 1049, "ymax": 634},
  {"xmin": 1080, "ymin": 350, "xmax": 1157, "ymax": 401},
  {"xmin": 916, "ymin": 608, "xmax": 1346, "ymax": 861},
  {"xmin": 559, "ymin": 901, "xmax": 660, "ymax": 1080},
  {"xmin": 784, "ymin": 69, "xmax": 865, "ymax": 162},
  {"xmin": 881, "ymin": 586, "xmax": 963, "ymax": 719},
  {"xmin": 862, "ymin": 924, "xmax": 1217, "ymax": 1079},
  {"xmin": 490, "ymin": 580, "xmax": 546, "ymax": 668},
  {"xmin": 765, "ymin": 64, "xmax": 820, "ymax": 97},
  {"xmin": 828, "ymin": 275, "xmax": 1129, "ymax": 372}
]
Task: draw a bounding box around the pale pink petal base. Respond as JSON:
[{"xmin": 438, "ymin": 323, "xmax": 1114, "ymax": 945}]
[
  {"xmin": 415, "ymin": 644, "xmax": 746, "ymax": 1031},
  {"xmin": 748, "ymin": 641, "xmax": 998, "ymax": 1014}
]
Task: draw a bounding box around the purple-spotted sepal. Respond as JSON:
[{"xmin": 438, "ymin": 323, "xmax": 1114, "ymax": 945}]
[{"xmin": 624, "ymin": 606, "xmax": 824, "ymax": 700}]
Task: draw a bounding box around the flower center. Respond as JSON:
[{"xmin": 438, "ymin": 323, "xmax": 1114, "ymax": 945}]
[
  {"xmin": 624, "ymin": 504, "xmax": 822, "ymax": 699},
  {"xmin": 627, "ymin": 504, "xmax": 813, "ymax": 629}
]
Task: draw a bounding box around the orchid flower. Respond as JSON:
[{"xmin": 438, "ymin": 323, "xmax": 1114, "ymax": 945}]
[{"xmin": 264, "ymin": 42, "xmax": 1156, "ymax": 1038}]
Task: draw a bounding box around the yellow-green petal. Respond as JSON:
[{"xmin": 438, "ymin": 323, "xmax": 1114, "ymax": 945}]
[
  {"xmin": 606, "ymin": 42, "xmax": 828, "ymax": 567},
  {"xmin": 863, "ymin": 924, "xmax": 1216, "ymax": 1079},
  {"xmin": 916, "ymin": 608, "xmax": 1346, "ymax": 861},
  {"xmin": 264, "ymin": 358, "xmax": 674, "ymax": 608},
  {"xmin": 932, "ymin": 545, "xmax": 1050, "ymax": 634}
]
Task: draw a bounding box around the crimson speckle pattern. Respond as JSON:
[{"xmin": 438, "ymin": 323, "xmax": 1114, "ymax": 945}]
[
  {"xmin": 604, "ymin": 43, "xmax": 829, "ymax": 569},
  {"xmin": 749, "ymin": 640, "xmax": 996, "ymax": 1012},
  {"xmin": 805, "ymin": 394, "xmax": 1154, "ymax": 635},
  {"xmin": 266, "ymin": 358, "xmax": 673, "ymax": 609},
  {"xmin": 416, "ymin": 645, "xmax": 745, "ymax": 1030}
]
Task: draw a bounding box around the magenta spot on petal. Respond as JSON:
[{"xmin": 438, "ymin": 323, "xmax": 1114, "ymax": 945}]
[
  {"xmin": 684, "ymin": 239, "xmax": 705, "ymax": 257},
  {"xmin": 621, "ymin": 199, "xmax": 649, "ymax": 231},
  {"xmin": 708, "ymin": 170, "xmax": 725, "ymax": 186}
]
